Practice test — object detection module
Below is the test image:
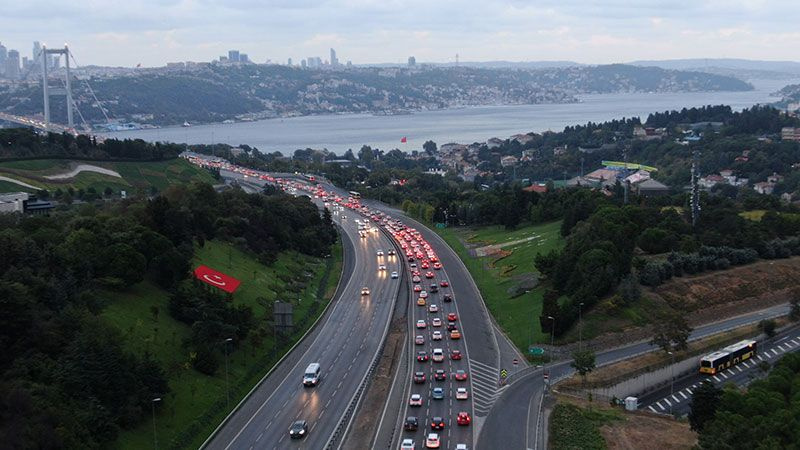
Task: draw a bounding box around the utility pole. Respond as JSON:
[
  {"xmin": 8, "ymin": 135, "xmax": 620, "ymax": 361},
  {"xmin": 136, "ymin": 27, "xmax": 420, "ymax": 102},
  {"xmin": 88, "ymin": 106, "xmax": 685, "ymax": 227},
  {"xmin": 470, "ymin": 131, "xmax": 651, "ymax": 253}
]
[
  {"xmin": 151, "ymin": 397, "xmax": 162, "ymax": 450},
  {"xmin": 223, "ymin": 337, "xmax": 233, "ymax": 408},
  {"xmin": 546, "ymin": 315, "xmax": 555, "ymax": 390},
  {"xmin": 668, "ymin": 351, "xmax": 675, "ymax": 415},
  {"xmin": 578, "ymin": 302, "xmax": 584, "ymax": 351}
]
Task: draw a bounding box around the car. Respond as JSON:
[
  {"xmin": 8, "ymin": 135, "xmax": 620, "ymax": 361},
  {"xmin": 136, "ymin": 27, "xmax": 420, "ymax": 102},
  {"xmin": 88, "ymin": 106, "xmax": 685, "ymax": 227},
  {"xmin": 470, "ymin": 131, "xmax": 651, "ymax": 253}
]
[
  {"xmin": 432, "ymin": 331, "xmax": 443, "ymax": 340},
  {"xmin": 289, "ymin": 420, "xmax": 308, "ymax": 439},
  {"xmin": 407, "ymin": 256, "xmax": 415, "ymax": 262},
  {"xmin": 416, "ymin": 320, "xmax": 427, "ymax": 330},
  {"xmin": 361, "ymin": 287, "xmax": 370, "ymax": 295},
  {"xmin": 415, "ymin": 335, "xmax": 425, "ymax": 345},
  {"xmin": 433, "ymin": 262, "xmax": 443, "ymax": 270},
  {"xmin": 425, "ymin": 433, "xmax": 440, "ymax": 449},
  {"xmin": 447, "ymin": 313, "xmax": 458, "ymax": 322},
  {"xmin": 387, "ymin": 249, "xmax": 396, "ymax": 256},
  {"xmin": 417, "ymin": 297, "xmax": 426, "ymax": 306},
  {"xmin": 420, "ymin": 291, "xmax": 428, "ymax": 299},
  {"xmin": 410, "ymin": 263, "xmax": 418, "ymax": 270},
  {"xmin": 432, "ymin": 348, "xmax": 444, "ymax": 362},
  {"xmin": 451, "ymin": 349, "xmax": 462, "ymax": 360},
  {"xmin": 425, "ymin": 271, "xmax": 434, "ymax": 279},
  {"xmin": 391, "ymin": 271, "xmax": 399, "ymax": 279},
  {"xmin": 420, "ymin": 261, "xmax": 429, "ymax": 269},
  {"xmin": 434, "ymin": 369, "xmax": 446, "ymax": 381},
  {"xmin": 404, "ymin": 416, "xmax": 418, "ymax": 431},
  {"xmin": 455, "ymin": 444, "xmax": 467, "ymax": 450},
  {"xmin": 428, "ymin": 304, "xmax": 439, "ymax": 313},
  {"xmin": 439, "ymin": 280, "xmax": 449, "ymax": 287},
  {"xmin": 417, "ymin": 351, "xmax": 429, "ymax": 362},
  {"xmin": 341, "ymin": 215, "xmax": 347, "ymax": 219},
  {"xmin": 454, "ymin": 369, "xmax": 468, "ymax": 381},
  {"xmin": 401, "ymin": 438, "xmax": 415, "ymax": 450},
  {"xmin": 433, "ymin": 317, "xmax": 443, "ymax": 327},
  {"xmin": 413, "ymin": 371, "xmax": 426, "ymax": 384},
  {"xmin": 378, "ymin": 264, "xmax": 386, "ymax": 271},
  {"xmin": 429, "ymin": 284, "xmax": 439, "ymax": 293},
  {"xmin": 446, "ymin": 322, "xmax": 457, "ymax": 331},
  {"xmin": 443, "ymin": 294, "xmax": 453, "ymax": 303},
  {"xmin": 457, "ymin": 412, "xmax": 471, "ymax": 426},
  {"xmin": 456, "ymin": 387, "xmax": 469, "ymax": 400},
  {"xmin": 414, "ymin": 285, "xmax": 422, "ymax": 292},
  {"xmin": 450, "ymin": 329, "xmax": 461, "ymax": 340},
  {"xmin": 411, "ymin": 270, "xmax": 421, "ymax": 277},
  {"xmin": 377, "ymin": 250, "xmax": 384, "ymax": 256},
  {"xmin": 409, "ymin": 394, "xmax": 423, "ymax": 406},
  {"xmin": 412, "ymin": 276, "xmax": 421, "ymax": 283},
  {"xmin": 432, "ymin": 387, "xmax": 444, "ymax": 400}
]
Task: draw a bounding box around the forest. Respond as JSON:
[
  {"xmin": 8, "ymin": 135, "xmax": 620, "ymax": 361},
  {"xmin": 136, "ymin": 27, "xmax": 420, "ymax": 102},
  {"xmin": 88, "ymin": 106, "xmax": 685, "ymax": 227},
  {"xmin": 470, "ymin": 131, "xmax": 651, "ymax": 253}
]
[{"xmin": 0, "ymin": 182, "xmax": 335, "ymax": 448}]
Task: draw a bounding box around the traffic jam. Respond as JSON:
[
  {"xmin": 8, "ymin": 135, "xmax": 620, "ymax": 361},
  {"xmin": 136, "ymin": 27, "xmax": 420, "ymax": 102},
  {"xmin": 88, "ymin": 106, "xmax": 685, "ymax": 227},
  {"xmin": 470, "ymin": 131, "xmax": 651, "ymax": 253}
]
[{"xmin": 282, "ymin": 179, "xmax": 471, "ymax": 450}]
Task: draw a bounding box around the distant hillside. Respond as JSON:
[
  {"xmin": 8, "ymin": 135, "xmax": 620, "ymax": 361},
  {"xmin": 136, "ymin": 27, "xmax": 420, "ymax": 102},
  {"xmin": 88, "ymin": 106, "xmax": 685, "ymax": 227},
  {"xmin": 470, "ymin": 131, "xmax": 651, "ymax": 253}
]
[
  {"xmin": 0, "ymin": 64, "xmax": 752, "ymax": 127},
  {"xmin": 775, "ymin": 83, "xmax": 800, "ymax": 109},
  {"xmin": 630, "ymin": 58, "xmax": 800, "ymax": 76}
]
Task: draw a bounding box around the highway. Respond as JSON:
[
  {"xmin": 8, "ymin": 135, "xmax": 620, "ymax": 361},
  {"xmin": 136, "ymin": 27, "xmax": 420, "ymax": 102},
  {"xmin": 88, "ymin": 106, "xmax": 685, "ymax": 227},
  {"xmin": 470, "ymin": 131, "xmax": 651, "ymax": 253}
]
[
  {"xmin": 204, "ymin": 200, "xmax": 401, "ymax": 450},
  {"xmin": 478, "ymin": 303, "xmax": 792, "ymax": 450},
  {"xmin": 638, "ymin": 324, "xmax": 800, "ymax": 417}
]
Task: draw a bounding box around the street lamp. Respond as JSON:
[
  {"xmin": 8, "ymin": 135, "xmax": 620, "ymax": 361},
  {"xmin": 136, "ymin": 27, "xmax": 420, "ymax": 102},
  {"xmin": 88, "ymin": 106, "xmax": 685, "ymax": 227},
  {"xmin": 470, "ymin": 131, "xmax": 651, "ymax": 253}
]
[
  {"xmin": 151, "ymin": 397, "xmax": 161, "ymax": 450},
  {"xmin": 667, "ymin": 351, "xmax": 675, "ymax": 415},
  {"xmin": 223, "ymin": 337, "xmax": 233, "ymax": 408},
  {"xmin": 578, "ymin": 302, "xmax": 585, "ymax": 351},
  {"xmin": 546, "ymin": 316, "xmax": 555, "ymax": 389}
]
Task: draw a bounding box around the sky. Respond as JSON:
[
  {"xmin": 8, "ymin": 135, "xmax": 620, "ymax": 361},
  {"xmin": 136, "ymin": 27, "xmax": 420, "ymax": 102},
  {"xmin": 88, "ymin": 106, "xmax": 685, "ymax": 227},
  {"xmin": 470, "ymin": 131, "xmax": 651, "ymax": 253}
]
[{"xmin": 2, "ymin": 0, "xmax": 799, "ymax": 67}]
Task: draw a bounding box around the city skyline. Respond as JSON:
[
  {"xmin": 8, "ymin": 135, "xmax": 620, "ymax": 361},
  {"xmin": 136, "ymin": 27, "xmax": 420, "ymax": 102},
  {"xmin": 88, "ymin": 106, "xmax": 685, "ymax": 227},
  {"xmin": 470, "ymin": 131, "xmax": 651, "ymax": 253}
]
[{"xmin": 1, "ymin": 0, "xmax": 799, "ymax": 67}]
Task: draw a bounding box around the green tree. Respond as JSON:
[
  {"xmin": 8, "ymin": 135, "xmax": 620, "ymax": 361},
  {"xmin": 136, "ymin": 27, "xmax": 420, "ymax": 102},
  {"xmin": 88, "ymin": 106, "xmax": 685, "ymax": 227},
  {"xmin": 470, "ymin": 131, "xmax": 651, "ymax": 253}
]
[
  {"xmin": 104, "ymin": 243, "xmax": 147, "ymax": 287},
  {"xmin": 423, "ymin": 140, "xmax": 437, "ymax": 155},
  {"xmin": 758, "ymin": 319, "xmax": 776, "ymax": 337},
  {"xmin": 570, "ymin": 349, "xmax": 596, "ymax": 385},
  {"xmin": 650, "ymin": 310, "xmax": 692, "ymax": 353},
  {"xmin": 688, "ymin": 381, "xmax": 722, "ymax": 432}
]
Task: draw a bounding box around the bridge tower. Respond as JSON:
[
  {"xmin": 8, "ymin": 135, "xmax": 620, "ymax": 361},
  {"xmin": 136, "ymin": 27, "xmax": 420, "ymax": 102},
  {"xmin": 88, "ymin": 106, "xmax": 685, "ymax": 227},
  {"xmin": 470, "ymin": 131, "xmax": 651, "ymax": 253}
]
[{"xmin": 41, "ymin": 44, "xmax": 73, "ymax": 131}]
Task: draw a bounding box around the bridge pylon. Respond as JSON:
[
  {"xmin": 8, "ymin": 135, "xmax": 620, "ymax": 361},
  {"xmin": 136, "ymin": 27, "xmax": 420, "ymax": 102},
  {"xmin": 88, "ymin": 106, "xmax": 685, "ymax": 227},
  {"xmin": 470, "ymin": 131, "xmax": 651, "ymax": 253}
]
[{"xmin": 41, "ymin": 44, "xmax": 73, "ymax": 131}]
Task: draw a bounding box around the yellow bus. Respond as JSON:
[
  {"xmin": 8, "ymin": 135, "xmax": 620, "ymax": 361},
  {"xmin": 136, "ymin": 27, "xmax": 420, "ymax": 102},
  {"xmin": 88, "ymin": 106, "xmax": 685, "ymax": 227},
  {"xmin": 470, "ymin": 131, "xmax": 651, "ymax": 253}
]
[{"xmin": 699, "ymin": 340, "xmax": 757, "ymax": 375}]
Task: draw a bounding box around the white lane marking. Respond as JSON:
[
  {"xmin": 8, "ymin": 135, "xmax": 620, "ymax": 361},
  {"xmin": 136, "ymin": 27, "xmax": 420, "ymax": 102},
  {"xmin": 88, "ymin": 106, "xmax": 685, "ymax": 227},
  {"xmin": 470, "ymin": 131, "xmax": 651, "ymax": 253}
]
[
  {"xmin": 791, "ymin": 339, "xmax": 799, "ymax": 346},
  {"xmin": 720, "ymin": 372, "xmax": 729, "ymax": 379},
  {"xmin": 736, "ymin": 366, "xmax": 743, "ymax": 373},
  {"xmin": 671, "ymin": 395, "xmax": 680, "ymax": 403},
  {"xmin": 685, "ymin": 388, "xmax": 693, "ymax": 395},
  {"xmin": 713, "ymin": 375, "xmax": 721, "ymax": 382},
  {"xmin": 757, "ymin": 355, "xmax": 764, "ymax": 361},
  {"xmin": 771, "ymin": 349, "xmax": 779, "ymax": 356},
  {"xmin": 656, "ymin": 400, "xmax": 664, "ymax": 410},
  {"xmin": 663, "ymin": 398, "xmax": 672, "ymax": 407},
  {"xmin": 679, "ymin": 391, "xmax": 688, "ymax": 400},
  {"xmin": 649, "ymin": 406, "xmax": 657, "ymax": 413}
]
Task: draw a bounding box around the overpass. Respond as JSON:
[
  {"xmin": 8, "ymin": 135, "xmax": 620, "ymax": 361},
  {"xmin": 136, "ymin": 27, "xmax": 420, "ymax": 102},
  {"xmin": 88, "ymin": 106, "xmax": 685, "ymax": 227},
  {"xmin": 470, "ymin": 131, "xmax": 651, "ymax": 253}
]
[{"xmin": 0, "ymin": 112, "xmax": 74, "ymax": 134}]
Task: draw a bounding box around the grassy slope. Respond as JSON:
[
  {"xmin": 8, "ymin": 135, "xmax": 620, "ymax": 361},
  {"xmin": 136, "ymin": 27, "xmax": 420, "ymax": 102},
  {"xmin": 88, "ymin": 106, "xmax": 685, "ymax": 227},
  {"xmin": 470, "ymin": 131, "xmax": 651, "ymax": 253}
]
[
  {"xmin": 435, "ymin": 221, "xmax": 563, "ymax": 352},
  {"xmin": 102, "ymin": 238, "xmax": 343, "ymax": 450},
  {"xmin": 0, "ymin": 158, "xmax": 215, "ymax": 193},
  {"xmin": 550, "ymin": 403, "xmax": 619, "ymax": 450}
]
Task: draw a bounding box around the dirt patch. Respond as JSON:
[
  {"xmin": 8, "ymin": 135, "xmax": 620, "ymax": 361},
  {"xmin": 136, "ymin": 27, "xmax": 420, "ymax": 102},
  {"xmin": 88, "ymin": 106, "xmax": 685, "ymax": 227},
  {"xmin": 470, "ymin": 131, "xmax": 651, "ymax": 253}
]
[
  {"xmin": 342, "ymin": 317, "xmax": 405, "ymax": 449},
  {"xmin": 599, "ymin": 412, "xmax": 696, "ymax": 450}
]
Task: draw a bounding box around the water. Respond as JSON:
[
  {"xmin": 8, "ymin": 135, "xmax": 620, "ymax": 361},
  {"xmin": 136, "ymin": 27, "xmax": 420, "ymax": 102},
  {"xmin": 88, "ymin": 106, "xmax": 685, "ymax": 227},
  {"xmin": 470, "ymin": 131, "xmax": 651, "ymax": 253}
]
[{"xmin": 104, "ymin": 78, "xmax": 796, "ymax": 154}]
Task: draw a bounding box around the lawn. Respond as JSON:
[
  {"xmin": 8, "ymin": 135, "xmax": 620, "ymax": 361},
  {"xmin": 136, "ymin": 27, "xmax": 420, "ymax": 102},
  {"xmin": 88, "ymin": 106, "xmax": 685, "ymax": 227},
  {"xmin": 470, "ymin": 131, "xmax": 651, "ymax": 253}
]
[
  {"xmin": 103, "ymin": 237, "xmax": 343, "ymax": 450},
  {"xmin": 0, "ymin": 180, "xmax": 35, "ymax": 193},
  {"xmin": 435, "ymin": 221, "xmax": 564, "ymax": 353},
  {"xmin": 0, "ymin": 158, "xmax": 215, "ymax": 194},
  {"xmin": 549, "ymin": 402, "xmax": 620, "ymax": 450}
]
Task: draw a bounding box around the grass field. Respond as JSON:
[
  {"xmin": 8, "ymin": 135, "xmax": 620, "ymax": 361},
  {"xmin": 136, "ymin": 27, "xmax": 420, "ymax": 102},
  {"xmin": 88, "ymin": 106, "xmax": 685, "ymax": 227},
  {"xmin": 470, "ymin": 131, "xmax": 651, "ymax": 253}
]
[
  {"xmin": 435, "ymin": 221, "xmax": 563, "ymax": 352},
  {"xmin": 549, "ymin": 402, "xmax": 619, "ymax": 450},
  {"xmin": 0, "ymin": 180, "xmax": 35, "ymax": 192},
  {"xmin": 103, "ymin": 237, "xmax": 343, "ymax": 450},
  {"xmin": 0, "ymin": 158, "xmax": 215, "ymax": 194}
]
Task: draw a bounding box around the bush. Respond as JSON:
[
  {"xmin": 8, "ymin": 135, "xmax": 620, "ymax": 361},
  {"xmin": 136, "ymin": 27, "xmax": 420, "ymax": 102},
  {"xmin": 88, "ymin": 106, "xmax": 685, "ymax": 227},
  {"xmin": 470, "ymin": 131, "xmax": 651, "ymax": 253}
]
[{"xmin": 192, "ymin": 346, "xmax": 219, "ymax": 375}]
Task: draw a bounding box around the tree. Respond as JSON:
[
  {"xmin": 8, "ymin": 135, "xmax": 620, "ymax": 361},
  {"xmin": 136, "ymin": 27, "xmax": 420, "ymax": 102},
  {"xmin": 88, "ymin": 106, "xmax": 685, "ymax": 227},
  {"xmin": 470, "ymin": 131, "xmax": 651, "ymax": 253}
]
[
  {"xmin": 617, "ymin": 274, "xmax": 641, "ymax": 306},
  {"xmin": 650, "ymin": 310, "xmax": 692, "ymax": 353},
  {"xmin": 790, "ymin": 297, "xmax": 800, "ymax": 322},
  {"xmin": 688, "ymin": 381, "xmax": 722, "ymax": 432},
  {"xmin": 758, "ymin": 319, "xmax": 776, "ymax": 337},
  {"xmin": 423, "ymin": 140, "xmax": 437, "ymax": 155},
  {"xmin": 570, "ymin": 349, "xmax": 596, "ymax": 385}
]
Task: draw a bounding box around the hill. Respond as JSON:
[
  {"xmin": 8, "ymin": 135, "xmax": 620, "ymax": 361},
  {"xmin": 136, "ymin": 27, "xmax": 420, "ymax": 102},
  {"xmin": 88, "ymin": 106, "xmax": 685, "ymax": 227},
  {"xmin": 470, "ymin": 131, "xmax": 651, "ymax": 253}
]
[{"xmin": 0, "ymin": 64, "xmax": 752, "ymax": 126}]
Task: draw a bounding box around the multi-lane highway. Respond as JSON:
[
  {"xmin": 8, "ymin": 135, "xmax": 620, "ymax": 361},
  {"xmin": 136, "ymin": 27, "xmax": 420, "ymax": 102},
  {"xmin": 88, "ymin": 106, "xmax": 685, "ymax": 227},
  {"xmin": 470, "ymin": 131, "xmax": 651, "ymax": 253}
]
[
  {"xmin": 479, "ymin": 303, "xmax": 792, "ymax": 449},
  {"xmin": 204, "ymin": 199, "xmax": 401, "ymax": 450}
]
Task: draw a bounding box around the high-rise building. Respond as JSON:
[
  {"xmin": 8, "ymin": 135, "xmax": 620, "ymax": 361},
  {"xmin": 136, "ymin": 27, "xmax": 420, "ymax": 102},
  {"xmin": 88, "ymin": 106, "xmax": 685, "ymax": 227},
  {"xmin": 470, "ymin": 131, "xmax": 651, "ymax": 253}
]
[
  {"xmin": 239, "ymin": 53, "xmax": 249, "ymax": 63},
  {"xmin": 6, "ymin": 50, "xmax": 21, "ymax": 80},
  {"xmin": 0, "ymin": 43, "xmax": 7, "ymax": 76},
  {"xmin": 287, "ymin": 57, "xmax": 293, "ymax": 66},
  {"xmin": 300, "ymin": 59, "xmax": 307, "ymax": 68},
  {"xmin": 330, "ymin": 48, "xmax": 338, "ymax": 67},
  {"xmin": 408, "ymin": 56, "xmax": 416, "ymax": 67},
  {"xmin": 228, "ymin": 50, "xmax": 240, "ymax": 63},
  {"xmin": 33, "ymin": 41, "xmax": 41, "ymax": 67}
]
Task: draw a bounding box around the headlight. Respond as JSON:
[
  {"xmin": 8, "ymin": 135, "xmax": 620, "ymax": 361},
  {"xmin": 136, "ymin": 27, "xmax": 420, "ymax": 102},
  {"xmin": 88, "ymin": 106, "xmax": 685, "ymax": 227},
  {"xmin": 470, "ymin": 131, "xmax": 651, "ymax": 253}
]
[{"xmin": 299, "ymin": 430, "xmax": 305, "ymax": 434}]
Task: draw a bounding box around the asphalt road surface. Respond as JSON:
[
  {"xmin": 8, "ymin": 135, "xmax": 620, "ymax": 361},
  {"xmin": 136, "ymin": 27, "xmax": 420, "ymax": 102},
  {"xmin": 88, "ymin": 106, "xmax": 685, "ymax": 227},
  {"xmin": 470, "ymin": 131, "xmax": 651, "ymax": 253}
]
[
  {"xmin": 479, "ymin": 303, "xmax": 792, "ymax": 450},
  {"xmin": 638, "ymin": 324, "xmax": 800, "ymax": 417},
  {"xmin": 204, "ymin": 205, "xmax": 400, "ymax": 450}
]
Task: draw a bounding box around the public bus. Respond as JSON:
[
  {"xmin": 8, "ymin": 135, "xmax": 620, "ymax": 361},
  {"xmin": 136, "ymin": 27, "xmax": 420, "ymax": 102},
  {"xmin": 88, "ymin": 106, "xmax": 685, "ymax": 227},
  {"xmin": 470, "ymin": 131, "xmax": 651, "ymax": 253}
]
[
  {"xmin": 699, "ymin": 339, "xmax": 757, "ymax": 375},
  {"xmin": 348, "ymin": 191, "xmax": 361, "ymax": 200}
]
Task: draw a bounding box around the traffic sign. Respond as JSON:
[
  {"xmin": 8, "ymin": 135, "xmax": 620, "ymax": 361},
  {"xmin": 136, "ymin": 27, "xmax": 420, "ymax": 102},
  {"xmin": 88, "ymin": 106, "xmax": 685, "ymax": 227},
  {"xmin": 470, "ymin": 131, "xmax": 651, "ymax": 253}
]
[
  {"xmin": 500, "ymin": 369, "xmax": 508, "ymax": 378},
  {"xmin": 529, "ymin": 346, "xmax": 544, "ymax": 356},
  {"xmin": 512, "ymin": 358, "xmax": 518, "ymax": 365}
]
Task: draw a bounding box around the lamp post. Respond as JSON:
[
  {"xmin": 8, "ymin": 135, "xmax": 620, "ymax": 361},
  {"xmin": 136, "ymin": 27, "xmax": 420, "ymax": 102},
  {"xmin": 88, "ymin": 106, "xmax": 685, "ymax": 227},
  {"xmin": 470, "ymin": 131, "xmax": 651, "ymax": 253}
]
[
  {"xmin": 151, "ymin": 397, "xmax": 161, "ymax": 450},
  {"xmin": 546, "ymin": 315, "xmax": 555, "ymax": 389},
  {"xmin": 224, "ymin": 337, "xmax": 233, "ymax": 408},
  {"xmin": 668, "ymin": 350, "xmax": 675, "ymax": 415},
  {"xmin": 578, "ymin": 302, "xmax": 585, "ymax": 351}
]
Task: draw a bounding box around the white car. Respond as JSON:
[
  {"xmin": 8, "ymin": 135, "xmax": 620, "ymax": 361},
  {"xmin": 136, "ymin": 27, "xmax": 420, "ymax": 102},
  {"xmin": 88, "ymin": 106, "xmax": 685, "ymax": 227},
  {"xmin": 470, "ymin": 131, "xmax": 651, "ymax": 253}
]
[
  {"xmin": 361, "ymin": 287, "xmax": 370, "ymax": 295},
  {"xmin": 431, "ymin": 318, "xmax": 442, "ymax": 327},
  {"xmin": 419, "ymin": 290, "xmax": 428, "ymax": 299},
  {"xmin": 377, "ymin": 250, "xmax": 384, "ymax": 256},
  {"xmin": 456, "ymin": 388, "xmax": 469, "ymax": 400},
  {"xmin": 409, "ymin": 394, "xmax": 423, "ymax": 406},
  {"xmin": 425, "ymin": 433, "xmax": 440, "ymax": 449},
  {"xmin": 378, "ymin": 264, "xmax": 386, "ymax": 271},
  {"xmin": 432, "ymin": 331, "xmax": 443, "ymax": 340},
  {"xmin": 428, "ymin": 304, "xmax": 438, "ymax": 313},
  {"xmin": 416, "ymin": 320, "xmax": 427, "ymax": 329},
  {"xmin": 455, "ymin": 445, "xmax": 467, "ymax": 450},
  {"xmin": 432, "ymin": 348, "xmax": 444, "ymax": 362},
  {"xmin": 391, "ymin": 271, "xmax": 399, "ymax": 279},
  {"xmin": 401, "ymin": 438, "xmax": 415, "ymax": 450}
]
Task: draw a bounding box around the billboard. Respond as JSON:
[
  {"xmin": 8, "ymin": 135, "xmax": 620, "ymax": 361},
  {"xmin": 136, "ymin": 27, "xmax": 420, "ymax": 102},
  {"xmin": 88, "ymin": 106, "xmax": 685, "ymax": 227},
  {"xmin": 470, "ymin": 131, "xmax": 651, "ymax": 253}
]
[{"xmin": 193, "ymin": 265, "xmax": 241, "ymax": 294}]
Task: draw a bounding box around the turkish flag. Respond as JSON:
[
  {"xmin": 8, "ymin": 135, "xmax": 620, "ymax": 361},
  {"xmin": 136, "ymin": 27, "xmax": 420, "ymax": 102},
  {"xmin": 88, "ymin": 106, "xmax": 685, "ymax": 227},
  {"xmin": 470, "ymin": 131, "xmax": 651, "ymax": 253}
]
[
  {"xmin": 194, "ymin": 265, "xmax": 241, "ymax": 293},
  {"xmin": 401, "ymin": 137, "xmax": 407, "ymax": 143}
]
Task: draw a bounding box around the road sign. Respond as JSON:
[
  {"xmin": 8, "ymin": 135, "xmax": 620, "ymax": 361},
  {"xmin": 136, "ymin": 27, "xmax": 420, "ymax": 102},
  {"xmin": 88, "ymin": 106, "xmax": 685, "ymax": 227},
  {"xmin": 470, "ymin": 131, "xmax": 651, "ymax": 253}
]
[
  {"xmin": 500, "ymin": 369, "xmax": 508, "ymax": 378},
  {"xmin": 512, "ymin": 358, "xmax": 519, "ymax": 365},
  {"xmin": 529, "ymin": 346, "xmax": 544, "ymax": 356}
]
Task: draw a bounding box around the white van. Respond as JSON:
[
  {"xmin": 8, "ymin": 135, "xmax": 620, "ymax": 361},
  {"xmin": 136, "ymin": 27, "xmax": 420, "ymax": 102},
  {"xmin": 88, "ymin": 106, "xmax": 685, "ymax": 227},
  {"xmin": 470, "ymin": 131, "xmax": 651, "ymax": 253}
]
[{"xmin": 303, "ymin": 363, "xmax": 321, "ymax": 387}]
